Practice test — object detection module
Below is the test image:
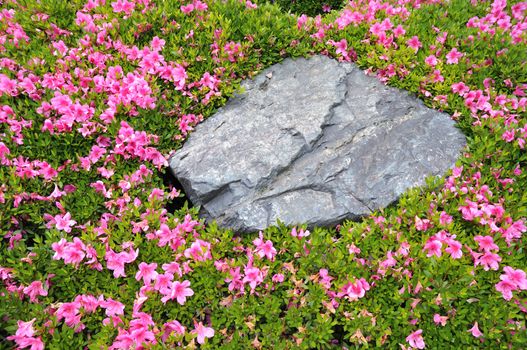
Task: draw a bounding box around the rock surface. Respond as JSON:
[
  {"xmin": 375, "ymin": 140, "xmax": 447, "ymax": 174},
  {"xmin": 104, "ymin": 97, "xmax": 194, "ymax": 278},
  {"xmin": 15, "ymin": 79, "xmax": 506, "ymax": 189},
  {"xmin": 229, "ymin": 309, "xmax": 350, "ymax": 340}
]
[{"xmin": 170, "ymin": 55, "xmax": 466, "ymax": 233}]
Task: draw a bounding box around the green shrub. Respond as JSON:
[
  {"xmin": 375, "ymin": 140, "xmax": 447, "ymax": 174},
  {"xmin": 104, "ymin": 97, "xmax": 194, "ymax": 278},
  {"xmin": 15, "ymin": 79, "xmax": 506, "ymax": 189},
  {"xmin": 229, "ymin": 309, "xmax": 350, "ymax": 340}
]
[{"xmin": 263, "ymin": 0, "xmax": 345, "ymax": 16}]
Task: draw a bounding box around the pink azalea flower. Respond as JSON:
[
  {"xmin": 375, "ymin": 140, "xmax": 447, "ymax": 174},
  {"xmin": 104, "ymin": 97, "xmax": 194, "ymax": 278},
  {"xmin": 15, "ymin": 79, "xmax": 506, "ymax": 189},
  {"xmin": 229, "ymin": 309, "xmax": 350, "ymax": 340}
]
[
  {"xmin": 7, "ymin": 319, "xmax": 44, "ymax": 350},
  {"xmin": 194, "ymin": 0, "xmax": 208, "ymax": 11},
  {"xmin": 100, "ymin": 298, "xmax": 125, "ymax": 317},
  {"xmin": 297, "ymin": 14, "xmax": 308, "ymax": 30},
  {"xmin": 424, "ymin": 238, "xmax": 442, "ymax": 258},
  {"xmin": 406, "ymin": 329, "xmax": 425, "ymax": 349},
  {"xmin": 340, "ymin": 278, "xmax": 370, "ymax": 300},
  {"xmin": 503, "ymin": 219, "xmax": 526, "ymax": 243},
  {"xmin": 474, "ymin": 235, "xmax": 499, "ymax": 252},
  {"xmin": 415, "ymin": 216, "xmax": 432, "ymax": 231},
  {"xmin": 446, "ymin": 47, "xmax": 464, "ymax": 64},
  {"xmin": 319, "ymin": 269, "xmax": 334, "ymax": 289},
  {"xmin": 225, "ymin": 267, "xmax": 244, "ymax": 292},
  {"xmin": 291, "ymin": 227, "xmax": 310, "ymax": 238},
  {"xmin": 451, "ymin": 82, "xmax": 469, "ymax": 95},
  {"xmin": 433, "ymin": 314, "xmax": 448, "ymax": 326},
  {"xmin": 393, "ymin": 25, "xmax": 406, "ymax": 37},
  {"xmin": 184, "ymin": 239, "xmax": 212, "ymax": 262},
  {"xmin": 162, "ymin": 320, "xmax": 186, "ymax": 342},
  {"xmin": 54, "ymin": 212, "xmax": 76, "ymax": 233},
  {"xmin": 105, "ymin": 247, "xmax": 138, "ymax": 278},
  {"xmin": 192, "ymin": 321, "xmax": 214, "ymax": 344},
  {"xmin": 243, "ymin": 265, "xmax": 265, "ymax": 291},
  {"xmin": 64, "ymin": 237, "xmax": 87, "ymax": 265},
  {"xmin": 496, "ymin": 278, "xmax": 516, "ymax": 300},
  {"xmin": 502, "ymin": 266, "xmax": 527, "ymax": 290},
  {"xmin": 51, "ymin": 238, "xmax": 68, "ymax": 260},
  {"xmin": 476, "ymin": 252, "xmax": 501, "ymax": 271},
  {"xmin": 468, "ymin": 322, "xmax": 483, "ymax": 338},
  {"xmin": 181, "ymin": 3, "xmax": 194, "ymax": 14},
  {"xmin": 56, "ymin": 301, "xmax": 84, "ymax": 330},
  {"xmin": 23, "ymin": 281, "xmax": 48, "ymax": 303},
  {"xmin": 12, "ymin": 318, "xmax": 36, "ymax": 337},
  {"xmin": 154, "ymin": 273, "xmax": 174, "ymax": 293},
  {"xmin": 328, "ymin": 39, "xmax": 350, "ymax": 61},
  {"xmin": 75, "ymin": 294, "xmax": 100, "ymax": 313},
  {"xmin": 253, "ymin": 232, "xmax": 277, "ymax": 261},
  {"xmin": 407, "ymin": 36, "xmax": 422, "ymax": 52},
  {"xmin": 161, "ymin": 280, "xmax": 194, "ymax": 305},
  {"xmin": 272, "ymin": 273, "xmax": 284, "ymax": 283},
  {"xmin": 445, "ymin": 238, "xmax": 462, "ymax": 259},
  {"xmin": 425, "ymin": 55, "xmax": 438, "ymax": 67},
  {"xmin": 111, "ymin": 0, "xmax": 135, "ymax": 15},
  {"xmin": 135, "ymin": 262, "xmax": 158, "ymax": 285}
]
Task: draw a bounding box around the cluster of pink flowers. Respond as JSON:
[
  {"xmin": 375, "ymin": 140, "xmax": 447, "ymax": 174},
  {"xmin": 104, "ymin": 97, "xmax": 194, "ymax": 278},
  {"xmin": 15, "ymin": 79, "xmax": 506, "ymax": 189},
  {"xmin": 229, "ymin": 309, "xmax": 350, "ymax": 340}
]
[
  {"xmin": 338, "ymin": 278, "xmax": 370, "ymax": 301},
  {"xmin": 423, "ymin": 230, "xmax": 462, "ymax": 260},
  {"xmin": 253, "ymin": 231, "xmax": 277, "ymax": 261},
  {"xmin": 447, "ymin": 167, "xmax": 526, "ymax": 244},
  {"xmin": 7, "ymin": 319, "xmax": 44, "ymax": 350},
  {"xmin": 467, "ymin": 1, "xmax": 527, "ymax": 44},
  {"xmin": 112, "ymin": 121, "xmax": 168, "ymax": 169},
  {"xmin": 495, "ymin": 266, "xmax": 527, "ymax": 300},
  {"xmin": 52, "ymin": 237, "xmax": 102, "ymax": 269},
  {"xmin": 1, "ymin": 0, "xmax": 526, "ymax": 348},
  {"xmin": 471, "ymin": 235, "xmax": 501, "ymax": 271},
  {"xmin": 105, "ymin": 244, "xmax": 139, "ymax": 278},
  {"xmin": 0, "ymin": 8, "xmax": 30, "ymax": 48}
]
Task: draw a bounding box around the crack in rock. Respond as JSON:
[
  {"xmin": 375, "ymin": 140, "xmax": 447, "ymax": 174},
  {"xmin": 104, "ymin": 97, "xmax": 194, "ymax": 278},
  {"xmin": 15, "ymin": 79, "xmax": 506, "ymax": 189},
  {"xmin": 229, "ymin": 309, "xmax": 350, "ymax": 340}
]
[{"xmin": 169, "ymin": 55, "xmax": 466, "ymax": 233}]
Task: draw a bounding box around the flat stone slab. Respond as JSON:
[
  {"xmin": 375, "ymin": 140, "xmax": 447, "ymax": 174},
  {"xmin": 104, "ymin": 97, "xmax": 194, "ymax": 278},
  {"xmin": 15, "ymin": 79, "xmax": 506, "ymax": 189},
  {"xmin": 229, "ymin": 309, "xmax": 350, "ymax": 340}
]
[{"xmin": 170, "ymin": 55, "xmax": 466, "ymax": 233}]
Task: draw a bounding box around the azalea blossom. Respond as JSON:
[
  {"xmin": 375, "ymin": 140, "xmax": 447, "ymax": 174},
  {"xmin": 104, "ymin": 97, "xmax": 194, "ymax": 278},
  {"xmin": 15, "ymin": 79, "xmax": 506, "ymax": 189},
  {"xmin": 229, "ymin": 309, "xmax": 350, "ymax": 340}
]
[
  {"xmin": 253, "ymin": 232, "xmax": 277, "ymax": 261},
  {"xmin": 445, "ymin": 238, "xmax": 462, "ymax": 259},
  {"xmin": 243, "ymin": 265, "xmax": 265, "ymax": 291},
  {"xmin": 192, "ymin": 321, "xmax": 214, "ymax": 344},
  {"xmin": 474, "ymin": 235, "xmax": 499, "ymax": 252},
  {"xmin": 423, "ymin": 238, "xmax": 442, "ymax": 258},
  {"xmin": 468, "ymin": 322, "xmax": 483, "ymax": 338},
  {"xmin": 291, "ymin": 227, "xmax": 310, "ymax": 238},
  {"xmin": 160, "ymin": 280, "xmax": 194, "ymax": 305},
  {"xmin": 6, "ymin": 319, "xmax": 44, "ymax": 350},
  {"xmin": 415, "ymin": 216, "xmax": 432, "ymax": 231},
  {"xmin": 446, "ymin": 48, "xmax": 464, "ymax": 64},
  {"xmin": 54, "ymin": 212, "xmax": 76, "ymax": 233},
  {"xmin": 476, "ymin": 252, "xmax": 501, "ymax": 271},
  {"xmin": 23, "ymin": 281, "xmax": 47, "ymax": 303},
  {"xmin": 406, "ymin": 329, "xmax": 425, "ymax": 349},
  {"xmin": 424, "ymin": 55, "xmax": 438, "ymax": 67},
  {"xmin": 135, "ymin": 262, "xmax": 158, "ymax": 285},
  {"xmin": 407, "ymin": 36, "xmax": 422, "ymax": 52},
  {"xmin": 433, "ymin": 314, "xmax": 448, "ymax": 326},
  {"xmin": 502, "ymin": 266, "xmax": 527, "ymax": 290}
]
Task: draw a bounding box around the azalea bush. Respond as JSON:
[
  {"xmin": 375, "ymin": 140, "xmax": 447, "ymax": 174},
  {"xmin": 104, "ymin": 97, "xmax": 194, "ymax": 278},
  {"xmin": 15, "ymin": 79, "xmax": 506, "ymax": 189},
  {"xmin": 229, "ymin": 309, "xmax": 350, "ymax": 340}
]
[
  {"xmin": 263, "ymin": 0, "xmax": 345, "ymax": 16},
  {"xmin": 1, "ymin": 0, "xmax": 526, "ymax": 349}
]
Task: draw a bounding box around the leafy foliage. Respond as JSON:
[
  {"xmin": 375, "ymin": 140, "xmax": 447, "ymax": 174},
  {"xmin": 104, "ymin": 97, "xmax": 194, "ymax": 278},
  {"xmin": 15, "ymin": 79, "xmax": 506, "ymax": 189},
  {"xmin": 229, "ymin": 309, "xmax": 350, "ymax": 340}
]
[{"xmin": 0, "ymin": 0, "xmax": 526, "ymax": 349}]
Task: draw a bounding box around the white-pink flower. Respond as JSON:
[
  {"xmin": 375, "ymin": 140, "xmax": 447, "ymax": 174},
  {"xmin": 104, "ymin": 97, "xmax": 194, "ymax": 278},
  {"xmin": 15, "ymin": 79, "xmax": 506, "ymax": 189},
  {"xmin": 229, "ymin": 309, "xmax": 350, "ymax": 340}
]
[{"xmin": 192, "ymin": 321, "xmax": 214, "ymax": 344}]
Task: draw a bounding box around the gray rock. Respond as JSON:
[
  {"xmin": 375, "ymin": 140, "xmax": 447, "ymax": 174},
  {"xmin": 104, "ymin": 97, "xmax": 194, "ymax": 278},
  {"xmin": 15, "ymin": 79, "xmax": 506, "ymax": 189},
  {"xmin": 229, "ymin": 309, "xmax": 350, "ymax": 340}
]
[{"xmin": 170, "ymin": 55, "xmax": 466, "ymax": 233}]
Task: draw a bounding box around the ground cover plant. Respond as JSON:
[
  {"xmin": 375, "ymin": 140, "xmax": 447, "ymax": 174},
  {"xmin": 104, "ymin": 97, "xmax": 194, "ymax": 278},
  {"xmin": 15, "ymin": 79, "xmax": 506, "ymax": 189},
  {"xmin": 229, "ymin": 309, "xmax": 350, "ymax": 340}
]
[
  {"xmin": 0, "ymin": 0, "xmax": 526, "ymax": 348},
  {"xmin": 264, "ymin": 0, "xmax": 346, "ymax": 16}
]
